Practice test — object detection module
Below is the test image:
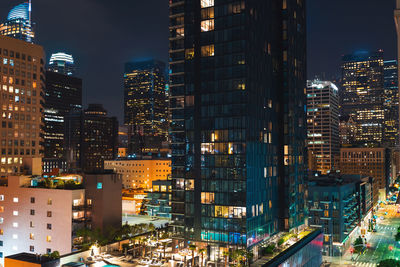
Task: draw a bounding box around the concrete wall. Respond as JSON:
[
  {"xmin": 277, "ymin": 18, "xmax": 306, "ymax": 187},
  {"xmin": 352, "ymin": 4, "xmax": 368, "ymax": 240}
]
[{"xmin": 84, "ymin": 173, "xmax": 122, "ymax": 232}]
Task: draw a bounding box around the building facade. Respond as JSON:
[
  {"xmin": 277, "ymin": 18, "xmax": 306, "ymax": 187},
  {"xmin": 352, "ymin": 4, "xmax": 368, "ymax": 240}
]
[
  {"xmin": 306, "ymin": 80, "xmax": 339, "ymax": 174},
  {"xmin": 307, "ymin": 175, "xmax": 373, "ymax": 256},
  {"xmin": 104, "ymin": 158, "xmax": 171, "ymax": 189},
  {"xmin": 339, "ymin": 147, "xmax": 389, "ymax": 204},
  {"xmin": 65, "ymin": 104, "xmax": 118, "ymax": 173},
  {"xmin": 124, "ymin": 59, "xmax": 168, "ymax": 154},
  {"xmin": 0, "ymin": 173, "xmax": 121, "ymax": 263},
  {"xmin": 0, "ymin": 36, "xmax": 44, "ymax": 175},
  {"xmin": 169, "ymin": 0, "xmax": 307, "ymax": 257},
  {"xmin": 44, "ymin": 71, "xmax": 82, "ymax": 159},
  {"xmin": 341, "ymin": 50, "xmax": 385, "ymax": 147},
  {"xmin": 0, "ymin": 175, "xmax": 86, "ymax": 263},
  {"xmin": 0, "ymin": 1, "xmax": 34, "ymax": 43},
  {"xmin": 48, "ymin": 52, "xmax": 76, "ymax": 76},
  {"xmin": 383, "ymin": 60, "xmax": 399, "ymax": 147},
  {"xmin": 144, "ymin": 179, "xmax": 172, "ymax": 219}
]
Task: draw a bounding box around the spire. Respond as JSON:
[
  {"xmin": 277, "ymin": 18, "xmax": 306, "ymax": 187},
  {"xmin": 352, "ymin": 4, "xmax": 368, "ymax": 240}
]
[{"xmin": 28, "ymin": 0, "xmax": 32, "ymax": 25}]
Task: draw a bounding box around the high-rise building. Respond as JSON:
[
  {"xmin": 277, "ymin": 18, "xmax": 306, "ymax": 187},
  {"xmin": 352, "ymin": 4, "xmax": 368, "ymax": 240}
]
[
  {"xmin": 306, "ymin": 80, "xmax": 339, "ymax": 174},
  {"xmin": 169, "ymin": 0, "xmax": 306, "ymax": 256},
  {"xmin": 0, "ymin": 36, "xmax": 44, "ymax": 175},
  {"xmin": 44, "ymin": 71, "xmax": 82, "ymax": 159},
  {"xmin": 383, "ymin": 60, "xmax": 399, "ymax": 147},
  {"xmin": 65, "ymin": 104, "xmax": 118, "ymax": 173},
  {"xmin": 0, "ymin": 1, "xmax": 34, "ymax": 43},
  {"xmin": 124, "ymin": 59, "xmax": 168, "ymax": 154},
  {"xmin": 48, "ymin": 53, "xmax": 76, "ymax": 76},
  {"xmin": 341, "ymin": 50, "xmax": 385, "ymax": 147},
  {"xmin": 395, "ymin": 1, "xmax": 400, "ymax": 138}
]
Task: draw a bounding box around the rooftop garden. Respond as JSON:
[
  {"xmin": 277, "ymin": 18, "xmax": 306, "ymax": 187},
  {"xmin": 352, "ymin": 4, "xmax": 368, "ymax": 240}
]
[{"xmin": 28, "ymin": 174, "xmax": 84, "ymax": 190}]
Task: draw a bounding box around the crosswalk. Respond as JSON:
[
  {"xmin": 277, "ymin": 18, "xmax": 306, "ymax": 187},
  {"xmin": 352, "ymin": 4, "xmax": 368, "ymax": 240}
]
[
  {"xmin": 353, "ymin": 262, "xmax": 377, "ymax": 267},
  {"xmin": 376, "ymin": 225, "xmax": 396, "ymax": 231}
]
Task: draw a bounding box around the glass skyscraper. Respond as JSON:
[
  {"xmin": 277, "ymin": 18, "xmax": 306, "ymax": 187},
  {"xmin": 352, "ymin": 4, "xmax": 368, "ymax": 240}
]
[
  {"xmin": 124, "ymin": 59, "xmax": 168, "ymax": 155},
  {"xmin": 383, "ymin": 60, "xmax": 399, "ymax": 147},
  {"xmin": 169, "ymin": 0, "xmax": 306, "ymax": 258},
  {"xmin": 341, "ymin": 50, "xmax": 385, "ymax": 147},
  {"xmin": 0, "ymin": 1, "xmax": 34, "ymax": 43},
  {"xmin": 48, "ymin": 52, "xmax": 76, "ymax": 76}
]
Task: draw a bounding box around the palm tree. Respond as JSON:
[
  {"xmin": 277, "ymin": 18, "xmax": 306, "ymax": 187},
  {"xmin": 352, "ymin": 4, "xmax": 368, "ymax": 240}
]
[
  {"xmin": 162, "ymin": 241, "xmax": 168, "ymax": 259},
  {"xmin": 199, "ymin": 248, "xmax": 206, "ymax": 267},
  {"xmin": 223, "ymin": 251, "xmax": 229, "ymax": 267},
  {"xmin": 189, "ymin": 244, "xmax": 197, "ymax": 267}
]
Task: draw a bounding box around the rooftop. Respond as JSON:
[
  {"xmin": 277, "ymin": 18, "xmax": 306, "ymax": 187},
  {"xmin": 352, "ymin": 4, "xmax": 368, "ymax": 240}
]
[{"xmin": 6, "ymin": 252, "xmax": 58, "ymax": 264}]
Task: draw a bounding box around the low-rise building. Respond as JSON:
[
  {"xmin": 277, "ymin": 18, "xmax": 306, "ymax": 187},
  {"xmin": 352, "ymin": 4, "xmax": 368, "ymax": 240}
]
[
  {"xmin": 0, "ymin": 173, "xmax": 122, "ymax": 264},
  {"xmin": 144, "ymin": 179, "xmax": 171, "ymax": 219},
  {"xmin": 5, "ymin": 253, "xmax": 60, "ymax": 267},
  {"xmin": 104, "ymin": 158, "xmax": 171, "ymax": 189},
  {"xmin": 307, "ymin": 174, "xmax": 373, "ymax": 256}
]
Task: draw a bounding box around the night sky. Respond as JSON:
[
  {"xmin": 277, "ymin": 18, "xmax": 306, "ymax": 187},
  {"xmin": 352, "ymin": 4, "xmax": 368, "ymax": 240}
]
[{"xmin": 0, "ymin": 0, "xmax": 396, "ymax": 121}]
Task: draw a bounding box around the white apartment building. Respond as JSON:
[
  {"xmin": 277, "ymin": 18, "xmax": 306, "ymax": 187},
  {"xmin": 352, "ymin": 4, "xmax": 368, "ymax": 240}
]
[{"xmin": 0, "ymin": 175, "xmax": 87, "ymax": 266}]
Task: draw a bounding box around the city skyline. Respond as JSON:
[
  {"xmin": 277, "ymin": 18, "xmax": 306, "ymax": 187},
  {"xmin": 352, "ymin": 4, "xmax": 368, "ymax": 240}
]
[{"xmin": 0, "ymin": 0, "xmax": 396, "ymax": 121}]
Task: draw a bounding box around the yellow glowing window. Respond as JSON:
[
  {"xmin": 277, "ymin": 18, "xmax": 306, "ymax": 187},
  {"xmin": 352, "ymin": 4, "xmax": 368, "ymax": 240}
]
[
  {"xmin": 201, "ymin": 192, "xmax": 214, "ymax": 204},
  {"xmin": 324, "ymin": 235, "xmax": 329, "ymax": 242},
  {"xmin": 32, "ymin": 81, "xmax": 37, "ymax": 88},
  {"xmin": 0, "ymin": 207, "xmax": 3, "ymax": 213},
  {"xmin": 46, "ymin": 235, "xmax": 51, "ymax": 242},
  {"xmin": 201, "ymin": 0, "xmax": 214, "ymax": 8},
  {"xmin": 324, "ymin": 210, "xmax": 329, "ymax": 217},
  {"xmin": 201, "ymin": 19, "xmax": 214, "ymax": 32},
  {"xmin": 201, "ymin": 45, "xmax": 214, "ymax": 57},
  {"xmin": 185, "ymin": 48, "xmax": 194, "ymax": 60},
  {"xmin": 30, "ymin": 233, "xmax": 34, "ymax": 240}
]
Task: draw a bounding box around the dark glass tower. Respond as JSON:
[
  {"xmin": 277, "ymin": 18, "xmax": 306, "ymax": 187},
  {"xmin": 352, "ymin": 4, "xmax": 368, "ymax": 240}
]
[
  {"xmin": 44, "ymin": 71, "xmax": 82, "ymax": 159},
  {"xmin": 124, "ymin": 59, "xmax": 168, "ymax": 154},
  {"xmin": 341, "ymin": 50, "xmax": 385, "ymax": 147},
  {"xmin": 169, "ymin": 0, "xmax": 306, "ymax": 256},
  {"xmin": 48, "ymin": 52, "xmax": 76, "ymax": 76},
  {"xmin": 65, "ymin": 104, "xmax": 118, "ymax": 173},
  {"xmin": 383, "ymin": 60, "xmax": 399, "ymax": 147}
]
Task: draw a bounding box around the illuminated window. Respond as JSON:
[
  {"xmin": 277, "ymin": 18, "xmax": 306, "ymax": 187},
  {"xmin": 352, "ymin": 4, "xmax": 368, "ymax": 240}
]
[
  {"xmin": 201, "ymin": 19, "xmax": 214, "ymax": 32},
  {"xmin": 201, "ymin": 45, "xmax": 214, "ymax": 57},
  {"xmin": 47, "ymin": 198, "xmax": 52, "ymax": 205},
  {"xmin": 97, "ymin": 182, "xmax": 103, "ymax": 189},
  {"xmin": 185, "ymin": 48, "xmax": 194, "ymax": 60},
  {"xmin": 0, "ymin": 229, "xmax": 3, "ymax": 235},
  {"xmin": 0, "ymin": 207, "xmax": 3, "ymax": 213},
  {"xmin": 13, "ymin": 197, "xmax": 18, "ymax": 203},
  {"xmin": 47, "ymin": 211, "xmax": 52, "ymax": 217},
  {"xmin": 13, "ymin": 210, "xmax": 18, "ymax": 216},
  {"xmin": 201, "ymin": 0, "xmax": 214, "ymax": 8},
  {"xmin": 30, "ymin": 233, "xmax": 34, "ymax": 240},
  {"xmin": 324, "ymin": 210, "xmax": 329, "ymax": 217},
  {"xmin": 201, "ymin": 192, "xmax": 215, "ymax": 204},
  {"xmin": 46, "ymin": 235, "xmax": 51, "ymax": 242},
  {"xmin": 13, "ymin": 222, "xmax": 18, "ymax": 228},
  {"xmin": 12, "ymin": 234, "xmax": 18, "ymax": 239}
]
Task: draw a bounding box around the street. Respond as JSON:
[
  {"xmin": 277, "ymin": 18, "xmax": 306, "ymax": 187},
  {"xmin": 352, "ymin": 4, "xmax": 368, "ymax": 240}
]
[{"xmin": 327, "ymin": 202, "xmax": 400, "ymax": 266}]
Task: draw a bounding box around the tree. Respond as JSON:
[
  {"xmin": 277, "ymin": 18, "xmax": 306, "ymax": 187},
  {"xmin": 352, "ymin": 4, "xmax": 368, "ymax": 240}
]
[
  {"xmin": 353, "ymin": 236, "xmax": 364, "ymax": 254},
  {"xmin": 223, "ymin": 251, "xmax": 229, "ymax": 267},
  {"xmin": 189, "ymin": 244, "xmax": 196, "ymax": 267},
  {"xmin": 199, "ymin": 248, "xmax": 206, "ymax": 267},
  {"xmin": 50, "ymin": 251, "xmax": 60, "ymax": 259},
  {"xmin": 378, "ymin": 259, "xmax": 400, "ymax": 267}
]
